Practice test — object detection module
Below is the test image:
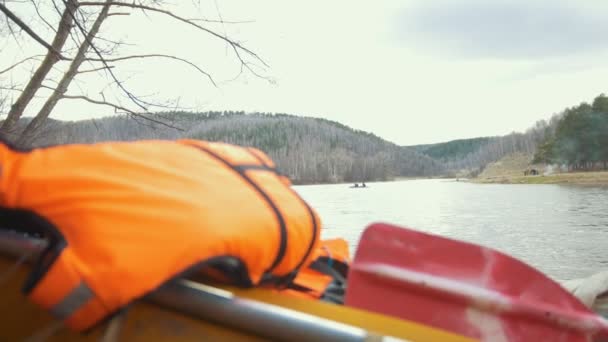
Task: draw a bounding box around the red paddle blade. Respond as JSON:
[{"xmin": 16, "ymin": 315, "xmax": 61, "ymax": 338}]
[{"xmin": 344, "ymin": 223, "xmax": 608, "ymax": 342}]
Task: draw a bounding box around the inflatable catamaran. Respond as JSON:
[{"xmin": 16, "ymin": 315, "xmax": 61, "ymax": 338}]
[{"xmin": 0, "ymin": 138, "xmax": 606, "ymax": 341}]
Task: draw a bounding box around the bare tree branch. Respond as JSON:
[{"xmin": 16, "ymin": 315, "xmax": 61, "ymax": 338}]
[
  {"xmin": 0, "ymin": 94, "xmax": 6, "ymax": 116},
  {"xmin": 93, "ymin": 34, "xmax": 135, "ymax": 47},
  {"xmin": 74, "ymin": 1, "xmax": 267, "ymax": 112},
  {"xmin": 85, "ymin": 54, "xmax": 217, "ymax": 86},
  {"xmin": 67, "ymin": 1, "xmax": 156, "ymax": 112},
  {"xmin": 77, "ymin": 65, "xmax": 114, "ymax": 74},
  {"xmin": 186, "ymin": 0, "xmax": 254, "ymax": 24},
  {"xmin": 0, "ymin": 0, "xmax": 78, "ymax": 135},
  {"xmin": 0, "ymin": 84, "xmax": 56, "ymax": 100},
  {"xmin": 78, "ymin": 2, "xmax": 269, "ymax": 68},
  {"xmin": 0, "ymin": 55, "xmax": 44, "ymax": 75},
  {"xmin": 107, "ymin": 12, "xmax": 130, "ymax": 17},
  {"xmin": 17, "ymin": 0, "xmax": 113, "ymax": 145},
  {"xmin": 187, "ymin": 18, "xmax": 255, "ymax": 24},
  {"xmin": 39, "ymin": 84, "xmax": 58, "ymax": 91},
  {"xmin": 0, "ymin": 3, "xmax": 65, "ymax": 58},
  {"xmin": 0, "ymin": 85, "xmax": 24, "ymax": 92},
  {"xmin": 60, "ymin": 94, "xmax": 184, "ymax": 130},
  {"xmin": 86, "ymin": 33, "xmax": 134, "ymax": 57},
  {"xmin": 2, "ymin": 0, "xmax": 268, "ymax": 144},
  {"xmin": 30, "ymin": 0, "xmax": 58, "ymax": 33},
  {"xmin": 19, "ymin": 0, "xmax": 187, "ymax": 143},
  {"xmin": 4, "ymin": 8, "xmax": 23, "ymax": 50},
  {"xmin": 213, "ymin": 0, "xmax": 228, "ymax": 43},
  {"xmin": 51, "ymin": 0, "xmax": 82, "ymax": 50}
]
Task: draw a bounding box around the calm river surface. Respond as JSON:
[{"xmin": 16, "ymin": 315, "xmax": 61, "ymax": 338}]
[{"xmin": 293, "ymin": 179, "xmax": 608, "ymax": 281}]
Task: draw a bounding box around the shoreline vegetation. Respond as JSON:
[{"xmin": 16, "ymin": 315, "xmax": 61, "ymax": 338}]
[
  {"xmin": 295, "ymin": 170, "xmax": 608, "ymax": 186},
  {"xmin": 469, "ymin": 152, "xmax": 608, "ymax": 186},
  {"xmin": 472, "ymin": 171, "xmax": 608, "ymax": 186},
  {"xmin": 292, "ymin": 175, "xmax": 450, "ymax": 186},
  {"xmin": 293, "ymin": 173, "xmax": 459, "ymax": 186},
  {"xmin": 298, "ymin": 171, "xmax": 608, "ymax": 186}
]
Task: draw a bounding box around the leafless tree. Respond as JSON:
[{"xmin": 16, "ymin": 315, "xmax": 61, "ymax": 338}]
[
  {"xmin": 0, "ymin": 91, "xmax": 6, "ymax": 119},
  {"xmin": 0, "ymin": 0, "xmax": 267, "ymax": 146}
]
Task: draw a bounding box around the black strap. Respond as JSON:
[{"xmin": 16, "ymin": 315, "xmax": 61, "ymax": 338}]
[
  {"xmin": 0, "ymin": 208, "xmax": 67, "ymax": 294},
  {"xmin": 186, "ymin": 144, "xmax": 288, "ymax": 274},
  {"xmin": 320, "ymin": 282, "xmax": 346, "ymax": 304},
  {"xmin": 259, "ymin": 270, "xmax": 300, "ymax": 290},
  {"xmin": 309, "ymin": 260, "xmax": 347, "ymax": 285},
  {"xmin": 272, "ymin": 258, "xmax": 349, "ymax": 305}
]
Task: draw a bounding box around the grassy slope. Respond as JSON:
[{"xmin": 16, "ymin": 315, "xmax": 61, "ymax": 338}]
[
  {"xmin": 472, "ymin": 152, "xmax": 608, "ymax": 185},
  {"xmin": 475, "ymin": 171, "xmax": 608, "ymax": 185},
  {"xmin": 475, "ymin": 152, "xmax": 536, "ymax": 179}
]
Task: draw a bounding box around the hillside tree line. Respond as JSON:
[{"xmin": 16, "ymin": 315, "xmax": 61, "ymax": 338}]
[
  {"xmin": 29, "ymin": 111, "xmax": 446, "ymax": 184},
  {"xmin": 533, "ymin": 94, "xmax": 608, "ymax": 170},
  {"xmin": 408, "ymin": 110, "xmax": 565, "ymax": 176}
]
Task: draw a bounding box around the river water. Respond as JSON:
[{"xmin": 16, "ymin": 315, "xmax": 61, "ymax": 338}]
[{"xmin": 293, "ymin": 179, "xmax": 608, "ymax": 281}]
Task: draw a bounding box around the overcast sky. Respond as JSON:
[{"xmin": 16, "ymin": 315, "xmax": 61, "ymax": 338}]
[{"xmin": 2, "ymin": 0, "xmax": 608, "ymax": 145}]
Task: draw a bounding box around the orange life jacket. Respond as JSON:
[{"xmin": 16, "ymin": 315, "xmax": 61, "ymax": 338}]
[
  {"xmin": 0, "ymin": 138, "xmax": 320, "ymax": 332},
  {"xmin": 276, "ymin": 238, "xmax": 350, "ymax": 304}
]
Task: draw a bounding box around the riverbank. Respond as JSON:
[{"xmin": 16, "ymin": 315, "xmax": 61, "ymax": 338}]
[
  {"xmin": 292, "ymin": 175, "xmax": 448, "ymax": 186},
  {"xmin": 472, "ymin": 171, "xmax": 608, "ymax": 185},
  {"xmin": 469, "ymin": 152, "xmax": 608, "ymax": 185}
]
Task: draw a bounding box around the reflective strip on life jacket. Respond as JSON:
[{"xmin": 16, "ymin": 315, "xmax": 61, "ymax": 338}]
[
  {"xmin": 50, "ymin": 282, "xmax": 94, "ymax": 319},
  {"xmin": 0, "ymin": 138, "xmax": 321, "ymax": 331}
]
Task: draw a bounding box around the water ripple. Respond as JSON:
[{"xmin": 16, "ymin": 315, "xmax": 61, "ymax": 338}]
[{"xmin": 294, "ymin": 179, "xmax": 608, "ymax": 280}]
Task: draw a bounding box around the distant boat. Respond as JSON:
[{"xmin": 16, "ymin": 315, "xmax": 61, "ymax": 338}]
[{"xmin": 350, "ymin": 183, "xmax": 369, "ymax": 188}]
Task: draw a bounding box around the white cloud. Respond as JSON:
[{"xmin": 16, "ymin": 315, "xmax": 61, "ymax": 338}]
[{"xmin": 397, "ymin": 0, "xmax": 608, "ymax": 59}]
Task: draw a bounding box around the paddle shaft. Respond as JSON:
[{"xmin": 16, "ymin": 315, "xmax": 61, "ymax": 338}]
[
  {"xmin": 151, "ymin": 279, "xmax": 389, "ymax": 342},
  {"xmin": 0, "ymin": 231, "xmax": 400, "ymax": 342}
]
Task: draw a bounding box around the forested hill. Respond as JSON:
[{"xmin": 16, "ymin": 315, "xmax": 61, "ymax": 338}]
[
  {"xmin": 404, "ymin": 132, "xmax": 543, "ymax": 177},
  {"xmin": 27, "ymin": 111, "xmax": 445, "ymax": 184},
  {"xmin": 15, "ymin": 97, "xmax": 581, "ymax": 184},
  {"xmin": 406, "ymin": 137, "xmax": 496, "ymax": 161}
]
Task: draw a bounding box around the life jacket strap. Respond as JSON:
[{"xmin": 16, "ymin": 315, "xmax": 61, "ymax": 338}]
[
  {"xmin": 308, "ymin": 260, "xmax": 347, "ymax": 285},
  {"xmin": 260, "ymin": 270, "xmax": 300, "ymax": 289}
]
